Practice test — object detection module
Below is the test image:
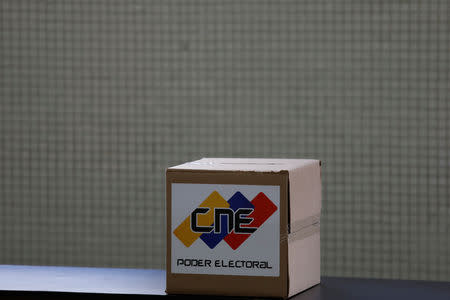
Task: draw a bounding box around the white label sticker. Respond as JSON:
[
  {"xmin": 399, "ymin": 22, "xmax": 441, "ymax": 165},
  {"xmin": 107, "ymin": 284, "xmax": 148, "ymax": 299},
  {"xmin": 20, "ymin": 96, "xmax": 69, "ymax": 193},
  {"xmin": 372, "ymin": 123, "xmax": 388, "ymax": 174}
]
[{"xmin": 171, "ymin": 183, "xmax": 280, "ymax": 277}]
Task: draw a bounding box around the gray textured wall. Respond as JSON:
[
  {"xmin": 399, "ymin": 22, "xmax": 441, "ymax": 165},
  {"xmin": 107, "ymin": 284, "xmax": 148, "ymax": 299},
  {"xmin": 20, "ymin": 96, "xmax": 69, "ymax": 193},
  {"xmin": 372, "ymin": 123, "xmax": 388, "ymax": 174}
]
[{"xmin": 0, "ymin": 0, "xmax": 449, "ymax": 281}]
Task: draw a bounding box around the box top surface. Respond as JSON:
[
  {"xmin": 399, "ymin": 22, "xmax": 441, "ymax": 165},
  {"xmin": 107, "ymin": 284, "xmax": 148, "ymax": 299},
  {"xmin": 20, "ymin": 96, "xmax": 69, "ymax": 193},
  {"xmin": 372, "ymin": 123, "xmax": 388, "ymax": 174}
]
[{"xmin": 168, "ymin": 158, "xmax": 319, "ymax": 172}]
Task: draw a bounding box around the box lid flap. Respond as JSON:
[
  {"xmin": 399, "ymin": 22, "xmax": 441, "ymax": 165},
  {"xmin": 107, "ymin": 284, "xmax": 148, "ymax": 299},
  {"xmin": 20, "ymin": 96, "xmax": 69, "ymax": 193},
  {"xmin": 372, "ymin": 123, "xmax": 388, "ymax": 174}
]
[{"xmin": 168, "ymin": 158, "xmax": 317, "ymax": 173}]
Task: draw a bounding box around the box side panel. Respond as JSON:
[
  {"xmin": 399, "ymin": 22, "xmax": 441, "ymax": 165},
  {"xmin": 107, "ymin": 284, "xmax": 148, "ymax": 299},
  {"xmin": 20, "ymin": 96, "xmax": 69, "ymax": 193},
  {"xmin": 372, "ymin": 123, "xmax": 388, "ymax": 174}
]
[
  {"xmin": 166, "ymin": 170, "xmax": 289, "ymax": 298},
  {"xmin": 288, "ymin": 232, "xmax": 321, "ymax": 297},
  {"xmin": 288, "ymin": 161, "xmax": 322, "ymax": 225}
]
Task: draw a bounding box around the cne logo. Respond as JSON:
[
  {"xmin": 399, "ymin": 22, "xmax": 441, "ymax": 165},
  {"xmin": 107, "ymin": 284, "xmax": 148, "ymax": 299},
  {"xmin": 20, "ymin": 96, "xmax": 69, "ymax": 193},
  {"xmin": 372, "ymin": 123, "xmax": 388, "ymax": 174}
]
[{"xmin": 173, "ymin": 191, "xmax": 277, "ymax": 250}]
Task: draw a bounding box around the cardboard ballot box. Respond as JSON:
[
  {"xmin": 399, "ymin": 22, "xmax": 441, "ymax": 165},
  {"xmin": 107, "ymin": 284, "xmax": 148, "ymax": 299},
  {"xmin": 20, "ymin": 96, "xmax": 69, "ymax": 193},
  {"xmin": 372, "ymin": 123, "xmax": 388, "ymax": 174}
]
[{"xmin": 166, "ymin": 158, "xmax": 321, "ymax": 298}]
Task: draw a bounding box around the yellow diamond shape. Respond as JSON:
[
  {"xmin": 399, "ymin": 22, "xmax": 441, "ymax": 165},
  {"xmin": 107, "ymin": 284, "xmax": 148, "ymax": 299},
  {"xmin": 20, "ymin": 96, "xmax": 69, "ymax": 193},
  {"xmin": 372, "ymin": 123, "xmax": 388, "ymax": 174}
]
[{"xmin": 173, "ymin": 191, "xmax": 229, "ymax": 247}]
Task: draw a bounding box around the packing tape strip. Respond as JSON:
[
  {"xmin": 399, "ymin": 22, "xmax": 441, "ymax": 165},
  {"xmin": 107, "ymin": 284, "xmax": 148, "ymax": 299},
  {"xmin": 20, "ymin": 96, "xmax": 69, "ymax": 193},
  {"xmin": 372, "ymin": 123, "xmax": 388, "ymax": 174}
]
[
  {"xmin": 289, "ymin": 213, "xmax": 321, "ymax": 234},
  {"xmin": 287, "ymin": 222, "xmax": 320, "ymax": 243},
  {"xmin": 280, "ymin": 213, "xmax": 321, "ymax": 243}
]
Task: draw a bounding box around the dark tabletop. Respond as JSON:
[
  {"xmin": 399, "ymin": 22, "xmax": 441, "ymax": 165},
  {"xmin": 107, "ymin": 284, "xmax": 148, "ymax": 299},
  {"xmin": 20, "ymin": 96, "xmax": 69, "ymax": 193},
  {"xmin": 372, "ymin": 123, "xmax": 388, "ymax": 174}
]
[{"xmin": 0, "ymin": 265, "xmax": 449, "ymax": 300}]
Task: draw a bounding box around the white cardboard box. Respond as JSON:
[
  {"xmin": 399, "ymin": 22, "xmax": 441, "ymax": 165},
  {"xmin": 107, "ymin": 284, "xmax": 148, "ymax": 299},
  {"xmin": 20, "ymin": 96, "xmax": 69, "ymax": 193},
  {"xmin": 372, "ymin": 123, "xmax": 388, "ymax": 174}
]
[{"xmin": 166, "ymin": 158, "xmax": 321, "ymax": 298}]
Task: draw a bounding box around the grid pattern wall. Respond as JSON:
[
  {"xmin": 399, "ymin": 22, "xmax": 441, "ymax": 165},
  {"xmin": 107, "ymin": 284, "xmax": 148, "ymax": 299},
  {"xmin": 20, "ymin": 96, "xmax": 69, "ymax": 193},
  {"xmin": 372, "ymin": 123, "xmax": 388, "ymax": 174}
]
[{"xmin": 0, "ymin": 0, "xmax": 449, "ymax": 281}]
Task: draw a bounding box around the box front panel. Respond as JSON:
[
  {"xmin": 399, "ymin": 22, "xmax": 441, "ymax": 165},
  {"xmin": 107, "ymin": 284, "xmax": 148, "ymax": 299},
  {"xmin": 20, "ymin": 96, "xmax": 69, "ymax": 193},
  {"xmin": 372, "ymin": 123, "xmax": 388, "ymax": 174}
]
[
  {"xmin": 166, "ymin": 170, "xmax": 288, "ymax": 298},
  {"xmin": 171, "ymin": 183, "xmax": 280, "ymax": 277}
]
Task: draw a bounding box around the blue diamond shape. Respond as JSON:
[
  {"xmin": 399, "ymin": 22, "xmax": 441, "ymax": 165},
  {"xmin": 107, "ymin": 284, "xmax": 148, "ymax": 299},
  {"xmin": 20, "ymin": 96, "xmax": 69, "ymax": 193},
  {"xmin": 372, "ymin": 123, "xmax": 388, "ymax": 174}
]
[{"xmin": 200, "ymin": 192, "xmax": 254, "ymax": 249}]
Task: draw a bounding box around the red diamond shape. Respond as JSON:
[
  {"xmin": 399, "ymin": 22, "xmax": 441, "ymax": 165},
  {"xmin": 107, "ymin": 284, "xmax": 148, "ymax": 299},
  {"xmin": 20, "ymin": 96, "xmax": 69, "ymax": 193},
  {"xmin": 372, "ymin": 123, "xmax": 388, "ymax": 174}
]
[{"xmin": 223, "ymin": 192, "xmax": 277, "ymax": 250}]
